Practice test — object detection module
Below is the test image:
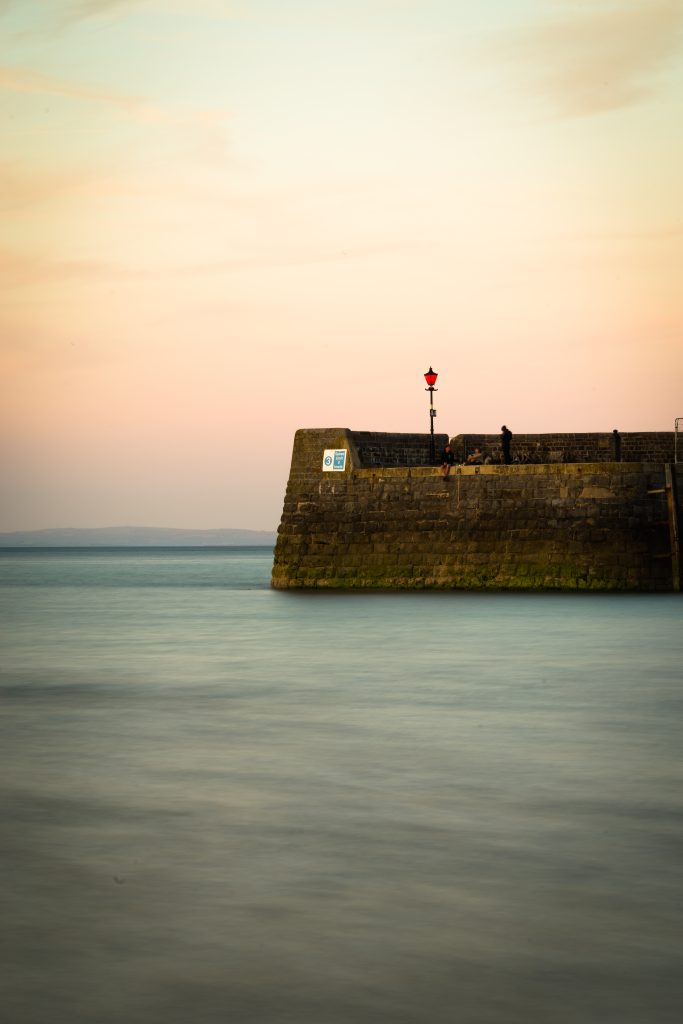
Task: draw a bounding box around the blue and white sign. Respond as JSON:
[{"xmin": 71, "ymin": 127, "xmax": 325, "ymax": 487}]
[{"xmin": 322, "ymin": 448, "xmax": 347, "ymax": 472}]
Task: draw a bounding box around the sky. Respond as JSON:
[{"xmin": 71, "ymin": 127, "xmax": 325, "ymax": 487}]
[{"xmin": 2, "ymin": 0, "xmax": 682, "ymax": 531}]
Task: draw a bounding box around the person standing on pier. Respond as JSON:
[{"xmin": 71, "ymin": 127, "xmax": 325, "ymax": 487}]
[
  {"xmin": 612, "ymin": 429, "xmax": 622, "ymax": 462},
  {"xmin": 501, "ymin": 425, "xmax": 513, "ymax": 464}
]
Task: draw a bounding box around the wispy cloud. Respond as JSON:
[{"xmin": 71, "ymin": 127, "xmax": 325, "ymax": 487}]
[
  {"xmin": 0, "ymin": 64, "xmax": 164, "ymax": 120},
  {"xmin": 1, "ymin": 237, "xmax": 434, "ymax": 290},
  {"xmin": 0, "ymin": 161, "xmax": 97, "ymax": 210},
  {"xmin": 0, "ymin": 65, "xmax": 232, "ymax": 127},
  {"xmin": 586, "ymin": 224, "xmax": 683, "ymax": 240},
  {"xmin": 494, "ymin": 0, "xmax": 683, "ymax": 117},
  {"xmin": 0, "ymin": 0, "xmax": 225, "ymax": 32},
  {"xmin": 0, "ymin": 249, "xmax": 136, "ymax": 288},
  {"xmin": 61, "ymin": 0, "xmax": 147, "ymax": 18},
  {"xmin": 0, "ymin": 0, "xmax": 140, "ymax": 31}
]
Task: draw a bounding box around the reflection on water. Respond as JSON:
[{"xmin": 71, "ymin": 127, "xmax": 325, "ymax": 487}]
[{"xmin": 1, "ymin": 550, "xmax": 682, "ymax": 1023}]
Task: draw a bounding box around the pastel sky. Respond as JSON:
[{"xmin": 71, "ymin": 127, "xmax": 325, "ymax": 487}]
[{"xmin": 2, "ymin": 0, "xmax": 682, "ymax": 531}]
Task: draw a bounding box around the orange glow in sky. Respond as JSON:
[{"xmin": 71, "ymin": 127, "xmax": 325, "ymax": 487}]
[{"xmin": 2, "ymin": 0, "xmax": 682, "ymax": 530}]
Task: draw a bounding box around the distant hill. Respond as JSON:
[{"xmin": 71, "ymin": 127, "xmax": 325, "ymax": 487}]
[{"xmin": 0, "ymin": 527, "xmax": 277, "ymax": 547}]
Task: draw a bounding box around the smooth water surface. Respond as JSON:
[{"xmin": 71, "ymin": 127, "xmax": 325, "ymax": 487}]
[{"xmin": 1, "ymin": 548, "xmax": 682, "ymax": 1023}]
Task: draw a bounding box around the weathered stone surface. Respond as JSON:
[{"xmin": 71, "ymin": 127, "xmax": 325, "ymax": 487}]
[{"xmin": 272, "ymin": 429, "xmax": 682, "ymax": 591}]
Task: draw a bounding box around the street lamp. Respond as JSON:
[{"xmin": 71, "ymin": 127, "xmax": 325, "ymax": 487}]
[{"xmin": 424, "ymin": 366, "xmax": 438, "ymax": 462}]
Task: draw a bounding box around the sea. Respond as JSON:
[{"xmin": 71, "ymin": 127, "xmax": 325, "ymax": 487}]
[{"xmin": 1, "ymin": 546, "xmax": 682, "ymax": 1024}]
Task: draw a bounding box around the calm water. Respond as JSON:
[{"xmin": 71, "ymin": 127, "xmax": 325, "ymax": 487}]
[{"xmin": 1, "ymin": 547, "xmax": 682, "ymax": 1024}]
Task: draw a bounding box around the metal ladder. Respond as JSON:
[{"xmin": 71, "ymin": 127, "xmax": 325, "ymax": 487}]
[{"xmin": 649, "ymin": 465, "xmax": 681, "ymax": 591}]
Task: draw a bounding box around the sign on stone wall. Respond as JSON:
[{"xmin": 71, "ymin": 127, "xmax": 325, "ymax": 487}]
[{"xmin": 322, "ymin": 449, "xmax": 347, "ymax": 472}]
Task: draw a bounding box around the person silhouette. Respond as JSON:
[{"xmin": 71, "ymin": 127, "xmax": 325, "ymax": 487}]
[
  {"xmin": 612, "ymin": 429, "xmax": 622, "ymax": 462},
  {"xmin": 501, "ymin": 425, "xmax": 512, "ymax": 465}
]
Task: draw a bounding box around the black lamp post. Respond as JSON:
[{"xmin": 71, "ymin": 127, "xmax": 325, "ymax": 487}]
[{"xmin": 424, "ymin": 366, "xmax": 438, "ymax": 462}]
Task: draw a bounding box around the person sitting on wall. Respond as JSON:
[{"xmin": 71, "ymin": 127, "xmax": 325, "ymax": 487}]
[
  {"xmin": 466, "ymin": 447, "xmax": 484, "ymax": 465},
  {"xmin": 441, "ymin": 443, "xmax": 456, "ymax": 477}
]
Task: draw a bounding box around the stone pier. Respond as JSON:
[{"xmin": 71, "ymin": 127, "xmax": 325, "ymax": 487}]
[{"xmin": 272, "ymin": 428, "xmax": 682, "ymax": 591}]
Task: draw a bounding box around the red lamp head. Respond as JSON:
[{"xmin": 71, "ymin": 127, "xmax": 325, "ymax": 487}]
[{"xmin": 424, "ymin": 367, "xmax": 438, "ymax": 387}]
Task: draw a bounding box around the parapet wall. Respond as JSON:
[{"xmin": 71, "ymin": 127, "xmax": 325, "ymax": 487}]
[
  {"xmin": 453, "ymin": 431, "xmax": 675, "ymax": 465},
  {"xmin": 350, "ymin": 430, "xmax": 449, "ymax": 467},
  {"xmin": 272, "ymin": 428, "xmax": 682, "ymax": 592}
]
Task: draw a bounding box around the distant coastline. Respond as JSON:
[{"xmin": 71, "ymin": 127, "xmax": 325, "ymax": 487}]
[{"xmin": 0, "ymin": 527, "xmax": 277, "ymax": 547}]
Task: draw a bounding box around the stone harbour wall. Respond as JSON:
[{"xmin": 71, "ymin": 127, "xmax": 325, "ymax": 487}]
[{"xmin": 272, "ymin": 428, "xmax": 682, "ymax": 591}]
